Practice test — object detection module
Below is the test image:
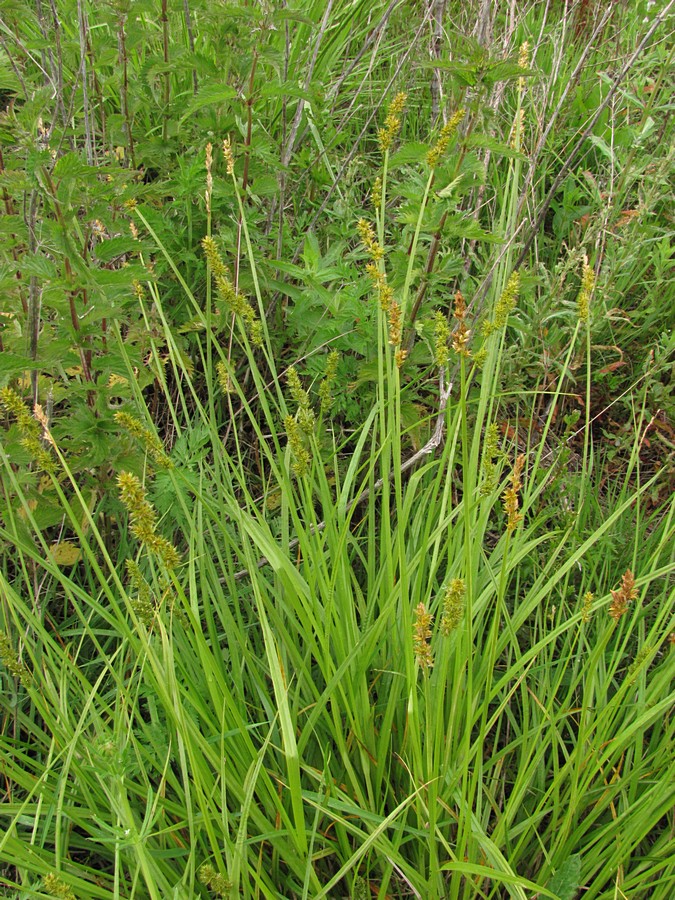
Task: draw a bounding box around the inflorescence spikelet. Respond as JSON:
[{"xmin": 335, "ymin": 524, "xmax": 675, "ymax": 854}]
[
  {"xmin": 426, "ymin": 108, "xmax": 464, "ymax": 169},
  {"xmin": 378, "ymin": 92, "xmax": 407, "ymax": 153},
  {"xmin": 117, "ymin": 471, "xmax": 180, "ymax": 569}
]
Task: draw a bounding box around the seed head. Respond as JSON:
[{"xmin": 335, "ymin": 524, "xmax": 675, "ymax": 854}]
[
  {"xmin": 609, "ymin": 569, "xmax": 638, "ymax": 620},
  {"xmin": 372, "ymin": 176, "xmax": 382, "ymax": 210},
  {"xmin": 284, "ymin": 415, "xmax": 311, "ymax": 477},
  {"xmin": 377, "ymin": 92, "xmax": 407, "ymax": 153},
  {"xmin": 388, "ymin": 301, "xmax": 402, "ymax": 346},
  {"xmin": 577, "ymin": 259, "xmax": 595, "ymax": 323},
  {"xmin": 426, "ymin": 108, "xmax": 464, "ymax": 169},
  {"xmin": 319, "ymin": 350, "xmax": 340, "ymax": 413},
  {"xmin": 222, "ymin": 138, "xmax": 235, "ymax": 175},
  {"xmin": 43, "ymin": 875, "xmax": 76, "ymax": 900},
  {"xmin": 581, "ymin": 591, "xmax": 594, "ymax": 623},
  {"xmin": 115, "ymin": 411, "xmax": 173, "ymax": 468},
  {"xmin": 117, "ymin": 472, "xmax": 180, "ymax": 569},
  {"xmin": 0, "ymin": 631, "xmax": 32, "ymax": 688},
  {"xmin": 433, "ymin": 310, "xmax": 451, "ymax": 368},
  {"xmin": 502, "ymin": 453, "xmax": 525, "ymax": 532},
  {"xmin": 413, "ymin": 602, "xmax": 434, "ymax": 670},
  {"xmin": 440, "ymin": 579, "xmax": 465, "ymax": 635},
  {"xmin": 198, "ymin": 864, "xmax": 232, "ymax": 896}
]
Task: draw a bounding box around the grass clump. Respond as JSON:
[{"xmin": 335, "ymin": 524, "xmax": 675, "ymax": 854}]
[{"xmin": 0, "ymin": 2, "xmax": 673, "ymax": 898}]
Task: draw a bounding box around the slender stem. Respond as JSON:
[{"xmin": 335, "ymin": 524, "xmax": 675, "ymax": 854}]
[
  {"xmin": 161, "ymin": 0, "xmax": 170, "ymax": 142},
  {"xmin": 183, "ymin": 0, "xmax": 198, "ymax": 94}
]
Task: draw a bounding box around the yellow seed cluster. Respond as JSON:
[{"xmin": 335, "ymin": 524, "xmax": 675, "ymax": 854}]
[
  {"xmin": 486, "ymin": 270, "xmax": 520, "ymax": 336},
  {"xmin": 287, "ymin": 366, "xmax": 310, "ymax": 411},
  {"xmin": 117, "ymin": 471, "xmax": 180, "ymax": 569},
  {"xmin": 43, "ymin": 875, "xmax": 76, "ymax": 900},
  {"xmin": 377, "ymin": 92, "xmax": 407, "ymax": 153},
  {"xmin": 365, "ymin": 263, "xmax": 393, "ymax": 311},
  {"xmin": 394, "ymin": 348, "xmax": 408, "ymax": 368},
  {"xmin": 357, "ymin": 218, "xmax": 384, "ymax": 261},
  {"xmin": 440, "ymin": 578, "xmax": 465, "ymax": 635},
  {"xmin": 199, "ymin": 864, "xmax": 232, "ymax": 895},
  {"xmin": 472, "ymin": 346, "xmax": 487, "ymax": 368},
  {"xmin": 222, "ymin": 138, "xmax": 235, "ymax": 175},
  {"xmin": 510, "ymin": 108, "xmax": 525, "ymax": 150},
  {"xmin": 0, "ymin": 630, "xmax": 32, "ymax": 688},
  {"xmin": 577, "ymin": 260, "xmax": 595, "ymax": 323},
  {"xmin": 126, "ymin": 559, "xmax": 156, "ymax": 627},
  {"xmin": 0, "ymin": 387, "xmax": 56, "ymax": 473},
  {"xmin": 284, "ymin": 415, "xmax": 311, "ymax": 477},
  {"xmin": 413, "ymin": 602, "xmax": 434, "ymax": 670},
  {"xmin": 115, "ymin": 411, "xmax": 173, "ymax": 468},
  {"xmin": 518, "ymin": 40, "xmax": 529, "ymax": 92},
  {"xmin": 202, "ymin": 236, "xmax": 263, "ymax": 347},
  {"xmin": 426, "ymin": 108, "xmax": 464, "ymax": 169},
  {"xmin": 451, "ymin": 291, "xmax": 471, "ymax": 357},
  {"xmin": 581, "ymin": 591, "xmax": 594, "ymax": 623},
  {"xmin": 318, "ymin": 350, "xmax": 340, "ymax": 412},
  {"xmin": 216, "ymin": 360, "xmax": 233, "ymax": 394},
  {"xmin": 609, "ymin": 569, "xmax": 638, "ymax": 620},
  {"xmin": 388, "ymin": 301, "xmax": 402, "ymax": 346},
  {"xmin": 372, "ymin": 175, "xmax": 382, "ymax": 210},
  {"xmin": 287, "ymin": 366, "xmax": 315, "ymax": 434},
  {"xmin": 502, "ymin": 453, "xmax": 525, "ymax": 533},
  {"xmin": 626, "ymin": 644, "xmax": 651, "ymax": 685},
  {"xmin": 433, "ymin": 310, "xmax": 451, "ymax": 367},
  {"xmin": 480, "ymin": 422, "xmax": 500, "ymax": 496},
  {"xmin": 358, "ymin": 217, "xmax": 405, "ymax": 358},
  {"xmin": 284, "ymin": 365, "xmax": 318, "ymax": 471}
]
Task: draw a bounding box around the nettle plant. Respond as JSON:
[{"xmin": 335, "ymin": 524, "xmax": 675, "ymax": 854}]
[{"xmin": 0, "ymin": 111, "xmax": 163, "ymax": 532}]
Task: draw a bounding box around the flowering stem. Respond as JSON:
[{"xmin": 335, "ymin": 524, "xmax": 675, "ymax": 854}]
[{"xmin": 401, "ymin": 169, "xmax": 434, "ymax": 319}]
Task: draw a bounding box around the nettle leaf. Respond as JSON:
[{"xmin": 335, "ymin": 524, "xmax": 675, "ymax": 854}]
[
  {"xmin": 442, "ymin": 215, "xmax": 503, "ymax": 243},
  {"xmin": 482, "ymin": 60, "xmax": 536, "ymax": 85},
  {"xmin": 417, "ymin": 58, "xmax": 481, "ymax": 85},
  {"xmin": 0, "ymin": 352, "xmax": 34, "ymax": 377},
  {"xmin": 18, "ymin": 253, "xmax": 60, "ymax": 279},
  {"xmin": 53, "ymin": 151, "xmax": 91, "ymax": 179},
  {"xmin": 178, "ymin": 82, "xmax": 238, "ymax": 123},
  {"xmin": 250, "ymin": 174, "xmax": 279, "ymax": 197},
  {"xmin": 0, "ymin": 214, "xmax": 27, "ymax": 238},
  {"xmin": 259, "ymin": 81, "xmax": 313, "ymax": 102},
  {"xmin": 389, "ymin": 143, "xmax": 430, "ymax": 168},
  {"xmin": 92, "ymin": 236, "xmax": 139, "ymax": 264}
]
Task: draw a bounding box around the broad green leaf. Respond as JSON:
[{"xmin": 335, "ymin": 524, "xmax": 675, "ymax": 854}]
[
  {"xmin": 547, "ymin": 854, "xmax": 582, "ymax": 900},
  {"xmin": 178, "ymin": 82, "xmax": 238, "ymax": 123}
]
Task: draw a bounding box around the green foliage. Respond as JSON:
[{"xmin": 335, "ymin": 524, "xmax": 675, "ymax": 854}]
[{"xmin": 1, "ymin": 1, "xmax": 674, "ymax": 899}]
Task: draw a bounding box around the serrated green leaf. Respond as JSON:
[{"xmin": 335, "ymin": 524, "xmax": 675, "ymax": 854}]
[
  {"xmin": 178, "ymin": 82, "xmax": 238, "ymax": 123},
  {"xmin": 442, "ymin": 215, "xmax": 503, "ymax": 243},
  {"xmin": 53, "ymin": 152, "xmax": 89, "ymax": 179},
  {"xmin": 259, "ymin": 82, "xmax": 313, "ymax": 101},
  {"xmin": 19, "ymin": 254, "xmax": 60, "ymax": 279},
  {"xmin": 0, "ymin": 353, "xmax": 34, "ymax": 376},
  {"xmin": 389, "ymin": 143, "xmax": 430, "ymax": 168},
  {"xmin": 93, "ymin": 236, "xmax": 138, "ymax": 263}
]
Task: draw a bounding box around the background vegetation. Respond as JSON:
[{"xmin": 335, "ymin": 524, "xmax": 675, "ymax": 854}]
[{"xmin": 1, "ymin": 0, "xmax": 673, "ymax": 897}]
